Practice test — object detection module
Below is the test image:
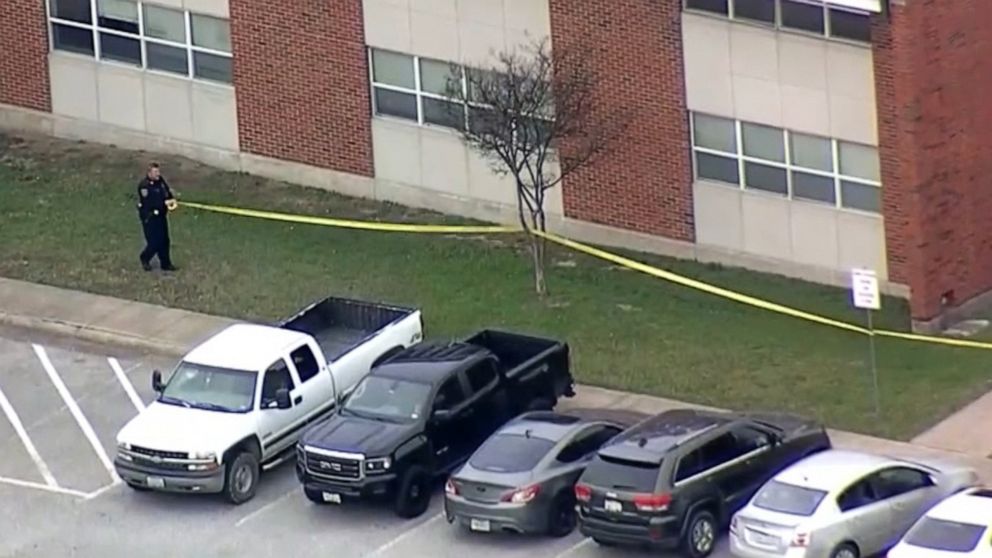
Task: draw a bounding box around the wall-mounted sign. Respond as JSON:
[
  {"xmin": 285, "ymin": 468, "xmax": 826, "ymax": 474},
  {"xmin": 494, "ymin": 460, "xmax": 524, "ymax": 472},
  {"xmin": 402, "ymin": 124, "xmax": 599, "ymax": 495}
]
[{"xmin": 825, "ymin": 0, "xmax": 883, "ymax": 13}]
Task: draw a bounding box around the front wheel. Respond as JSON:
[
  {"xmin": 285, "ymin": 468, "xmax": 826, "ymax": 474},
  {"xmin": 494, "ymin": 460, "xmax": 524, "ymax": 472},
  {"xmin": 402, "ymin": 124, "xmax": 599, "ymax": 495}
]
[
  {"xmin": 223, "ymin": 451, "xmax": 259, "ymax": 505},
  {"xmin": 681, "ymin": 509, "xmax": 717, "ymax": 558},
  {"xmin": 394, "ymin": 466, "xmax": 431, "ymax": 518},
  {"xmin": 830, "ymin": 543, "xmax": 860, "ymax": 558}
]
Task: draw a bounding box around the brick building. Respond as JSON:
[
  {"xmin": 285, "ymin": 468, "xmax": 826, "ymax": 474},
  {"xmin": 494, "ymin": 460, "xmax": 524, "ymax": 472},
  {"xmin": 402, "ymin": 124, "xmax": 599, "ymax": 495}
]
[{"xmin": 1, "ymin": 0, "xmax": 989, "ymax": 330}]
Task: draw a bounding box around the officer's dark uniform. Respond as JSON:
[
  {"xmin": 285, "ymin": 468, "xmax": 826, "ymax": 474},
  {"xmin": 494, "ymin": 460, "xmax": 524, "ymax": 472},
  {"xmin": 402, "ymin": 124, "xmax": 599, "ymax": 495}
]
[{"xmin": 137, "ymin": 175, "xmax": 176, "ymax": 270}]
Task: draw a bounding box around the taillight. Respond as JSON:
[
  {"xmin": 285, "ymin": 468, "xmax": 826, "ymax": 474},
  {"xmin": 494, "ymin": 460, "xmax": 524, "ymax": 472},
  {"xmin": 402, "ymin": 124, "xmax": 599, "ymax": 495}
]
[
  {"xmin": 444, "ymin": 479, "xmax": 459, "ymax": 496},
  {"xmin": 790, "ymin": 530, "xmax": 811, "ymax": 547},
  {"xmin": 502, "ymin": 484, "xmax": 540, "ymax": 504},
  {"xmin": 633, "ymin": 493, "xmax": 671, "ymax": 512},
  {"xmin": 574, "ymin": 483, "xmax": 592, "ymax": 503}
]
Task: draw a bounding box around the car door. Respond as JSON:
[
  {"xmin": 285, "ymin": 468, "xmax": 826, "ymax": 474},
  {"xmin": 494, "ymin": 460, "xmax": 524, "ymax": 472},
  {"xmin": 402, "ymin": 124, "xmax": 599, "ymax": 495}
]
[
  {"xmin": 257, "ymin": 356, "xmax": 307, "ymax": 455},
  {"xmin": 462, "ymin": 358, "xmax": 504, "ymax": 446},
  {"xmin": 872, "ymin": 466, "xmax": 941, "ymax": 543},
  {"xmin": 287, "ymin": 342, "xmax": 335, "ymax": 420},
  {"xmin": 428, "ymin": 374, "xmax": 470, "ymax": 472},
  {"xmin": 835, "ymin": 474, "xmax": 893, "ymax": 556},
  {"xmin": 728, "ymin": 424, "xmax": 776, "ymax": 499},
  {"xmin": 687, "ymin": 431, "xmax": 759, "ymax": 514}
]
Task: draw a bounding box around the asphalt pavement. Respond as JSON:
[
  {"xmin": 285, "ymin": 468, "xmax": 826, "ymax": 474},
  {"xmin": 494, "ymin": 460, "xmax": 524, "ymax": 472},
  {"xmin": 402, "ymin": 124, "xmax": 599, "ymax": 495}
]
[{"xmin": 0, "ymin": 325, "xmax": 732, "ymax": 558}]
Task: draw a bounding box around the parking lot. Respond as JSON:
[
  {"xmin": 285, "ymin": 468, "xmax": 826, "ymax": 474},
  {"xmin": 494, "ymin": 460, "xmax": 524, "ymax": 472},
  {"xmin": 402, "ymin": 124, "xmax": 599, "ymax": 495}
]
[{"xmin": 0, "ymin": 324, "xmax": 732, "ymax": 558}]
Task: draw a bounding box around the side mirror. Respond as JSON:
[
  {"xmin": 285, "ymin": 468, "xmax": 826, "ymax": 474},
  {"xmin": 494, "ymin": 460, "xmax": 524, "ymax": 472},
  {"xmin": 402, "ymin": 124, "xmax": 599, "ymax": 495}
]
[
  {"xmin": 431, "ymin": 409, "xmax": 452, "ymax": 423},
  {"xmin": 152, "ymin": 370, "xmax": 164, "ymax": 393},
  {"xmin": 275, "ymin": 388, "xmax": 292, "ymax": 410}
]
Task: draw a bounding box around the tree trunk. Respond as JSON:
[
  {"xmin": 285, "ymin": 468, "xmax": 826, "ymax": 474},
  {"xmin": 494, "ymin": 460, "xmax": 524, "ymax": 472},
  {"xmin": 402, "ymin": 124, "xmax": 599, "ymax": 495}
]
[{"xmin": 530, "ymin": 231, "xmax": 547, "ymax": 296}]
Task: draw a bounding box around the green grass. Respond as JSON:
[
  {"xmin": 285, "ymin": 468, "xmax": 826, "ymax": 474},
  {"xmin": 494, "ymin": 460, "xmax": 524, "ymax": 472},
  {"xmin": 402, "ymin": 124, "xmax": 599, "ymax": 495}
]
[{"xmin": 1, "ymin": 131, "xmax": 989, "ymax": 440}]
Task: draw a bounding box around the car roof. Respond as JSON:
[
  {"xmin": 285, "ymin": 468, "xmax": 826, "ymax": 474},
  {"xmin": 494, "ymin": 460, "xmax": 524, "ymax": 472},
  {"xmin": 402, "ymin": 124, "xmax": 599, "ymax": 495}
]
[
  {"xmin": 599, "ymin": 409, "xmax": 729, "ymax": 462},
  {"xmin": 183, "ymin": 324, "xmax": 311, "ymax": 371},
  {"xmin": 925, "ymin": 488, "xmax": 992, "ymax": 524},
  {"xmin": 497, "ymin": 411, "xmax": 608, "ymax": 442},
  {"xmin": 372, "ymin": 342, "xmax": 486, "ymax": 384},
  {"xmin": 773, "ymin": 449, "xmax": 908, "ymax": 491}
]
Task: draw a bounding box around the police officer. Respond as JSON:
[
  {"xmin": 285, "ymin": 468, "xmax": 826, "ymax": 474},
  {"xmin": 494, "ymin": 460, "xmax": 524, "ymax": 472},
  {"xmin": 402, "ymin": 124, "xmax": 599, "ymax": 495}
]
[{"xmin": 137, "ymin": 162, "xmax": 178, "ymax": 271}]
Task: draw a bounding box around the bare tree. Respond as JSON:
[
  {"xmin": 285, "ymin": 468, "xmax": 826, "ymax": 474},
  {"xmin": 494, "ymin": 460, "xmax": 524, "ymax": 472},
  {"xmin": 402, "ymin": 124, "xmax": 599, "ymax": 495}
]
[{"xmin": 442, "ymin": 37, "xmax": 632, "ymax": 296}]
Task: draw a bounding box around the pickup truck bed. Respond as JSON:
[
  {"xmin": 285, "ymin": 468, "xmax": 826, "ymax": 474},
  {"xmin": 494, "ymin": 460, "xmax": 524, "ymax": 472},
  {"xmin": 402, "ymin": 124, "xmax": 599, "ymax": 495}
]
[
  {"xmin": 465, "ymin": 329, "xmax": 574, "ymax": 398},
  {"xmin": 280, "ymin": 297, "xmax": 418, "ymax": 361}
]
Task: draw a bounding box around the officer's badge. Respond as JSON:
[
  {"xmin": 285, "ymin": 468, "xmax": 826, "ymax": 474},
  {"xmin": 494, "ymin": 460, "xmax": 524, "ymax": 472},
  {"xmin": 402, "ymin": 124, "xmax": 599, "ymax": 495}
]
[{"xmin": 140, "ymin": 188, "xmax": 148, "ymax": 197}]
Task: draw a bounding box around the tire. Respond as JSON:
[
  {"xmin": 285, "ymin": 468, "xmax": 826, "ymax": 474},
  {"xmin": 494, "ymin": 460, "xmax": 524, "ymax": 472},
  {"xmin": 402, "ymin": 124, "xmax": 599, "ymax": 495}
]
[
  {"xmin": 681, "ymin": 509, "xmax": 717, "ymax": 558},
  {"xmin": 223, "ymin": 451, "xmax": 260, "ymax": 505},
  {"xmin": 830, "ymin": 543, "xmax": 860, "ymax": 558},
  {"xmin": 304, "ymin": 488, "xmax": 326, "ymax": 504},
  {"xmin": 547, "ymin": 491, "xmax": 577, "ymax": 537},
  {"xmin": 394, "ymin": 466, "xmax": 431, "ymax": 519}
]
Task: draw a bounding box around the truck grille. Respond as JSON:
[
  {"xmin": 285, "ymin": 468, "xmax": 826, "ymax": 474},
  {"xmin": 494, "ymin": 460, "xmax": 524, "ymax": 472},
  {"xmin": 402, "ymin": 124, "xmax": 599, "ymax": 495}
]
[
  {"xmin": 305, "ymin": 451, "xmax": 362, "ymax": 480},
  {"xmin": 130, "ymin": 445, "xmax": 189, "ymax": 460}
]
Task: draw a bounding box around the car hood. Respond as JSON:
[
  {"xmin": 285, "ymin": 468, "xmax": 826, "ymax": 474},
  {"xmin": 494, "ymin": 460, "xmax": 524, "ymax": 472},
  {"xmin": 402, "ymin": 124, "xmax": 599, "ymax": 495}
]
[
  {"xmin": 301, "ymin": 414, "xmax": 413, "ymax": 457},
  {"xmin": 117, "ymin": 401, "xmax": 252, "ymax": 456}
]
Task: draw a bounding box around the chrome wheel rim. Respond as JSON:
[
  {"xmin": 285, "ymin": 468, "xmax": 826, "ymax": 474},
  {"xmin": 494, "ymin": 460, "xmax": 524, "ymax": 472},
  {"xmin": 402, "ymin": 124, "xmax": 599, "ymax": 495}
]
[
  {"xmin": 836, "ymin": 549, "xmax": 856, "ymax": 558},
  {"xmin": 234, "ymin": 464, "xmax": 253, "ymax": 493},
  {"xmin": 692, "ymin": 518, "xmax": 714, "ymax": 553}
]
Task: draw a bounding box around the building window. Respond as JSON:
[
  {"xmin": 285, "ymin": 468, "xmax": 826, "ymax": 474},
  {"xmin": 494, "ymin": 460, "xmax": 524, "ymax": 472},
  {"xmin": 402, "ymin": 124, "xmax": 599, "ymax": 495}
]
[
  {"xmin": 690, "ymin": 112, "xmax": 882, "ymax": 213},
  {"xmin": 684, "ymin": 0, "xmax": 872, "ymax": 43},
  {"xmin": 46, "ymin": 0, "xmax": 233, "ymax": 84}
]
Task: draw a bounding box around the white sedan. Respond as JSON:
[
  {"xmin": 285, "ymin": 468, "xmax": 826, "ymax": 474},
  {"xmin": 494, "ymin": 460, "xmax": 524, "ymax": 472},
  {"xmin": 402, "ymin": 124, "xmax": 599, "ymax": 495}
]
[{"xmin": 888, "ymin": 487, "xmax": 992, "ymax": 557}]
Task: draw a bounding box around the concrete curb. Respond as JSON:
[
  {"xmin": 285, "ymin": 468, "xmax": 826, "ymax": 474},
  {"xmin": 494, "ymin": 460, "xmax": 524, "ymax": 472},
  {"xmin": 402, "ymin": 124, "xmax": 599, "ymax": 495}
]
[{"xmin": 0, "ymin": 312, "xmax": 187, "ymax": 358}]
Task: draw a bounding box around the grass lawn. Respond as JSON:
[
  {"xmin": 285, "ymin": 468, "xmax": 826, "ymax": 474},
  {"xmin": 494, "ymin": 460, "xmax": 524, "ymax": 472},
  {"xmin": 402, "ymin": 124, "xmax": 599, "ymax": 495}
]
[{"xmin": 1, "ymin": 131, "xmax": 990, "ymax": 440}]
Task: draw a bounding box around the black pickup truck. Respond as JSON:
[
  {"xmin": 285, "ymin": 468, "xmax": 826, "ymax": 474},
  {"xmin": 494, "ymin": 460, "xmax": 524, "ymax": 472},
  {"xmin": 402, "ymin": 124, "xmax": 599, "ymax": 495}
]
[{"xmin": 295, "ymin": 329, "xmax": 575, "ymax": 518}]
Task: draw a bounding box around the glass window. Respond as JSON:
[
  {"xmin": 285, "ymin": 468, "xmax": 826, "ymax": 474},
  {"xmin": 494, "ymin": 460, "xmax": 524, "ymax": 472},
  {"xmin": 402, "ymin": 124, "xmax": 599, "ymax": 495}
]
[
  {"xmin": 433, "ymin": 376, "xmax": 466, "ymax": 411},
  {"xmin": 841, "ymin": 181, "xmax": 881, "ymax": 212},
  {"xmin": 260, "ymin": 359, "xmax": 295, "ymax": 407},
  {"xmin": 734, "ymin": 0, "xmax": 775, "ymax": 24},
  {"xmin": 160, "ymin": 362, "xmax": 257, "ymax": 413},
  {"xmin": 97, "ymin": 0, "xmax": 139, "ymax": 33},
  {"xmin": 685, "ymin": 0, "xmax": 729, "ymax": 15},
  {"xmin": 190, "ymin": 13, "xmax": 231, "ymax": 52},
  {"xmin": 192, "ymin": 51, "xmax": 232, "ymax": 83},
  {"xmin": 874, "ymin": 467, "xmax": 933, "ymax": 499},
  {"xmin": 789, "ymin": 133, "xmax": 833, "ymax": 171},
  {"xmin": 51, "ymin": 0, "xmax": 93, "ymax": 23},
  {"xmin": 291, "ymin": 346, "xmax": 320, "ymax": 383},
  {"xmin": 742, "ymin": 122, "xmax": 785, "ymax": 162},
  {"xmin": 469, "ymin": 433, "xmax": 556, "ymax": 473},
  {"xmin": 557, "ymin": 426, "xmax": 622, "ymax": 464},
  {"xmin": 420, "ymin": 58, "xmax": 458, "ymax": 96},
  {"xmin": 99, "ymin": 33, "xmax": 141, "ymax": 65},
  {"xmin": 753, "ymin": 480, "xmax": 827, "ymax": 516},
  {"xmin": 468, "ymin": 106, "xmax": 500, "ymax": 136},
  {"xmin": 342, "ymin": 376, "xmax": 432, "ymax": 423},
  {"xmin": 584, "ymin": 455, "xmax": 660, "ymax": 491},
  {"xmin": 903, "ymin": 517, "xmax": 987, "ymax": 553},
  {"xmin": 839, "ymin": 141, "xmax": 880, "ymax": 181},
  {"xmin": 829, "ymin": 8, "xmax": 871, "ymax": 42},
  {"xmin": 146, "ymin": 42, "xmax": 188, "ymax": 75},
  {"xmin": 792, "ymin": 172, "xmax": 836, "ymax": 204},
  {"xmin": 466, "ymin": 68, "xmax": 499, "ymax": 103},
  {"xmin": 52, "ymin": 23, "xmax": 95, "ymax": 55},
  {"xmin": 423, "ymin": 98, "xmax": 465, "ymax": 130},
  {"xmin": 744, "ymin": 162, "xmax": 788, "ymax": 195},
  {"xmin": 374, "ymin": 88, "xmax": 418, "ymax": 121},
  {"xmin": 372, "ymin": 49, "xmax": 415, "ymax": 89},
  {"xmin": 143, "ymin": 4, "xmax": 186, "ymax": 43},
  {"xmin": 693, "ymin": 113, "xmax": 737, "ymax": 153},
  {"xmin": 732, "ymin": 426, "xmax": 771, "ymax": 453},
  {"xmin": 465, "ymin": 361, "xmax": 498, "ymax": 393},
  {"xmin": 695, "ymin": 153, "xmax": 740, "ymax": 185},
  {"xmin": 780, "ymin": 0, "xmax": 826, "ymax": 34},
  {"xmin": 837, "ymin": 478, "xmax": 878, "ymax": 511}
]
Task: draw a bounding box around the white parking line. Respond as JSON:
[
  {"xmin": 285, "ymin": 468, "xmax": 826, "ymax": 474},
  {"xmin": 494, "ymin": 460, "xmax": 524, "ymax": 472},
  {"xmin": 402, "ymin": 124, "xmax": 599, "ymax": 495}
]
[
  {"xmin": 83, "ymin": 481, "xmax": 121, "ymax": 501},
  {"xmin": 0, "ymin": 475, "xmax": 88, "ymax": 498},
  {"xmin": 0, "ymin": 385, "xmax": 59, "ymax": 488},
  {"xmin": 32, "ymin": 344, "xmax": 118, "ymax": 483},
  {"xmin": 235, "ymin": 490, "xmax": 298, "ymax": 527},
  {"xmin": 552, "ymin": 537, "xmax": 593, "ymax": 558},
  {"xmin": 363, "ymin": 512, "xmax": 445, "ymax": 557},
  {"xmin": 108, "ymin": 357, "xmax": 145, "ymax": 413}
]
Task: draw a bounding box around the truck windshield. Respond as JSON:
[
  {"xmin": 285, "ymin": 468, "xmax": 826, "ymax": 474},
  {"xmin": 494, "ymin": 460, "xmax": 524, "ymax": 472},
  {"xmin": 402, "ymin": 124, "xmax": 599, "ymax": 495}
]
[
  {"xmin": 160, "ymin": 362, "xmax": 257, "ymax": 413},
  {"xmin": 341, "ymin": 376, "xmax": 431, "ymax": 423}
]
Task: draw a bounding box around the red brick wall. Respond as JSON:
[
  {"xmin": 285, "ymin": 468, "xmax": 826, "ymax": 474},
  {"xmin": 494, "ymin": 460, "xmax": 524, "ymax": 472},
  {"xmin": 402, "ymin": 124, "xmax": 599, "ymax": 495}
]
[
  {"xmin": 548, "ymin": 0, "xmax": 694, "ymax": 241},
  {"xmin": 0, "ymin": 0, "xmax": 51, "ymax": 112},
  {"xmin": 873, "ymin": 0, "xmax": 992, "ymax": 321},
  {"xmin": 230, "ymin": 0, "xmax": 373, "ymax": 177}
]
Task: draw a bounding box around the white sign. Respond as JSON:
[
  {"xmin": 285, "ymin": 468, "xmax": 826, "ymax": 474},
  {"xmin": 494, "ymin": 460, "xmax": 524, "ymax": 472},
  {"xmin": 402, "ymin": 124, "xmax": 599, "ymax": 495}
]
[
  {"xmin": 850, "ymin": 268, "xmax": 880, "ymax": 310},
  {"xmin": 825, "ymin": 0, "xmax": 883, "ymax": 13}
]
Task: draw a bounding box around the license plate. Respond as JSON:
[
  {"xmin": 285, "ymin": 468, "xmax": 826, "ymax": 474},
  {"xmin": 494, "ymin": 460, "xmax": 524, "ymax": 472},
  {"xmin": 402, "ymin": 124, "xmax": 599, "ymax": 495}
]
[
  {"xmin": 470, "ymin": 519, "xmax": 491, "ymax": 532},
  {"xmin": 147, "ymin": 476, "xmax": 165, "ymax": 489},
  {"xmin": 322, "ymin": 492, "xmax": 342, "ymax": 504},
  {"xmin": 604, "ymin": 499, "xmax": 622, "ymax": 513}
]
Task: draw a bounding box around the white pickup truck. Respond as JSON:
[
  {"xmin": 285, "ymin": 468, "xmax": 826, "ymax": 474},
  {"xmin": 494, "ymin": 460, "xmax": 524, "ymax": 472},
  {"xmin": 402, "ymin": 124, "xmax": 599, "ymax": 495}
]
[{"xmin": 114, "ymin": 296, "xmax": 423, "ymax": 504}]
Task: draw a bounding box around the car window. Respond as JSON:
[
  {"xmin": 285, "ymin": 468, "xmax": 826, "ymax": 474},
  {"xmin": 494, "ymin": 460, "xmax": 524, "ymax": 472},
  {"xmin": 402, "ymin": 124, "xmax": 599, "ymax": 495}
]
[
  {"xmin": 752, "ymin": 480, "xmax": 828, "ymax": 516},
  {"xmin": 676, "ymin": 433, "xmax": 746, "ymax": 481},
  {"xmin": 837, "ymin": 478, "xmax": 878, "ymax": 512},
  {"xmin": 583, "ymin": 455, "xmax": 660, "ymax": 492},
  {"xmin": 465, "ymin": 360, "xmax": 498, "ymax": 394},
  {"xmin": 433, "ymin": 376, "xmax": 466, "ymax": 411},
  {"xmin": 903, "ymin": 516, "xmax": 987, "ymax": 553},
  {"xmin": 556, "ymin": 425, "xmax": 623, "ymax": 464},
  {"xmin": 874, "ymin": 467, "xmax": 934, "ymax": 499},
  {"xmin": 732, "ymin": 426, "xmax": 772, "ymax": 453},
  {"xmin": 470, "ymin": 433, "xmax": 555, "ymax": 473},
  {"xmin": 260, "ymin": 358, "xmax": 295, "ymax": 406},
  {"xmin": 290, "ymin": 345, "xmax": 320, "ymax": 383}
]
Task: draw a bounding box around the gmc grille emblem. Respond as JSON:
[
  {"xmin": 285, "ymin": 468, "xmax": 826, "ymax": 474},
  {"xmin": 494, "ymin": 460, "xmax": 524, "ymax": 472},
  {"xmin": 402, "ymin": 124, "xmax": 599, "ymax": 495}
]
[{"xmin": 320, "ymin": 462, "xmax": 341, "ymax": 471}]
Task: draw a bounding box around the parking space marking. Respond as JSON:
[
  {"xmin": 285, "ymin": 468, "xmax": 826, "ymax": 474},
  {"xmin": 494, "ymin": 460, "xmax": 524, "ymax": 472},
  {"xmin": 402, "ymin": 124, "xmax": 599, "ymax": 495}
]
[
  {"xmin": 0, "ymin": 475, "xmax": 88, "ymax": 498},
  {"xmin": 32, "ymin": 344, "xmax": 118, "ymax": 483},
  {"xmin": 363, "ymin": 512, "xmax": 446, "ymax": 558},
  {"xmin": 108, "ymin": 357, "xmax": 145, "ymax": 412},
  {"xmin": 0, "ymin": 384, "xmax": 58, "ymax": 487},
  {"xmin": 235, "ymin": 490, "xmax": 298, "ymax": 528},
  {"xmin": 552, "ymin": 538, "xmax": 592, "ymax": 558}
]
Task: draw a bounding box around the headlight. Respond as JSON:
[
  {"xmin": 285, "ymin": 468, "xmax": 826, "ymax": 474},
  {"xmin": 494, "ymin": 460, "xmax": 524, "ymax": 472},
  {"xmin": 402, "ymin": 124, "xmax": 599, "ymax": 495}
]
[
  {"xmin": 117, "ymin": 441, "xmax": 131, "ymax": 451},
  {"xmin": 190, "ymin": 451, "xmax": 216, "ymax": 461},
  {"xmin": 365, "ymin": 457, "xmax": 391, "ymax": 473}
]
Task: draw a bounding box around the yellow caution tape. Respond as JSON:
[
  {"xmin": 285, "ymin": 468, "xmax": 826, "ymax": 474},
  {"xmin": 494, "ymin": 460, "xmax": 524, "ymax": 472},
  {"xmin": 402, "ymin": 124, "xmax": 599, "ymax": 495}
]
[{"xmin": 181, "ymin": 201, "xmax": 992, "ymax": 350}]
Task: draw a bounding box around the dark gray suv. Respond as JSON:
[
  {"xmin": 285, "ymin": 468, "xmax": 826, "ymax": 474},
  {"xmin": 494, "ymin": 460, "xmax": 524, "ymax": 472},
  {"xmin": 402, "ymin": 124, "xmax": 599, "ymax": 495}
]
[{"xmin": 574, "ymin": 408, "xmax": 831, "ymax": 558}]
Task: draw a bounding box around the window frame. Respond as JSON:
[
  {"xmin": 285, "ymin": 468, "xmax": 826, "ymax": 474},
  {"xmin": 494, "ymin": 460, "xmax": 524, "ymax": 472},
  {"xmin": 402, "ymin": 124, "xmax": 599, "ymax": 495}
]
[
  {"xmin": 689, "ymin": 112, "xmax": 883, "ymax": 214},
  {"xmin": 464, "ymin": 359, "xmax": 499, "ymax": 395},
  {"xmin": 290, "ymin": 345, "xmax": 321, "ymax": 384},
  {"xmin": 45, "ymin": 0, "xmax": 233, "ymax": 85},
  {"xmin": 432, "ymin": 375, "xmax": 467, "ymax": 412},
  {"xmin": 683, "ymin": 0, "xmax": 873, "ymax": 45},
  {"xmin": 260, "ymin": 358, "xmax": 297, "ymax": 408}
]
